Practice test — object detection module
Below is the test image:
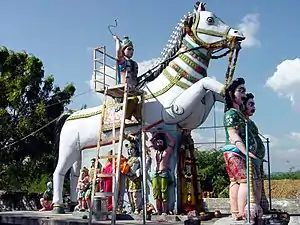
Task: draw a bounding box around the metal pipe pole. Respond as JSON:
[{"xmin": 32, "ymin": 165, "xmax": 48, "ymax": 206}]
[
  {"xmin": 141, "ymin": 93, "xmax": 147, "ymax": 224},
  {"xmin": 245, "ymin": 121, "xmax": 251, "ymax": 224},
  {"xmin": 213, "ymin": 103, "xmax": 217, "ymax": 149},
  {"xmin": 266, "ymin": 138, "xmax": 272, "ymax": 210}
]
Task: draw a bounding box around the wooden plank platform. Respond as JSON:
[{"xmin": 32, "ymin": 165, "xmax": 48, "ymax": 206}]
[{"xmin": 96, "ymin": 84, "xmax": 144, "ymax": 98}]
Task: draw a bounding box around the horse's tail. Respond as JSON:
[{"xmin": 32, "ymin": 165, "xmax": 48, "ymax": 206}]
[{"xmin": 53, "ymin": 111, "xmax": 72, "ymax": 151}]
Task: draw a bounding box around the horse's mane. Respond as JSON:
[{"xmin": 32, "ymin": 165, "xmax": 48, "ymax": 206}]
[{"xmin": 137, "ymin": 12, "xmax": 192, "ymax": 88}]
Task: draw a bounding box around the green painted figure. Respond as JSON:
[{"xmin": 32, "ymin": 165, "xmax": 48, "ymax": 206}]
[{"xmin": 124, "ymin": 140, "xmax": 142, "ymax": 214}]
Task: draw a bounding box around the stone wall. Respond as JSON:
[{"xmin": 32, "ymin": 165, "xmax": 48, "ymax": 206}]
[
  {"xmin": 0, "ymin": 191, "xmax": 70, "ymax": 212},
  {"xmin": 203, "ymin": 198, "xmax": 300, "ymax": 214},
  {"xmin": 0, "ymin": 192, "xmax": 41, "ymax": 211},
  {"xmin": 2, "ymin": 191, "xmax": 300, "ymax": 215}
]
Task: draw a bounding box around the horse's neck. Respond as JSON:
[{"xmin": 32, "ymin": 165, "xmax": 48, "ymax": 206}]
[{"xmin": 142, "ymin": 34, "xmax": 210, "ymax": 102}]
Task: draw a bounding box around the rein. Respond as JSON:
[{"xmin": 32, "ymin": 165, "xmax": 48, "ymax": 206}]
[
  {"xmin": 187, "ymin": 11, "xmax": 240, "ymax": 88},
  {"xmin": 137, "ymin": 12, "xmax": 241, "ymax": 90}
]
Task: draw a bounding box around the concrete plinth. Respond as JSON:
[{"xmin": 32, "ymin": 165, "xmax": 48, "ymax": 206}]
[
  {"xmin": 213, "ymin": 217, "xmax": 248, "ymax": 225},
  {"xmin": 0, "ymin": 211, "xmax": 221, "ymax": 225}
]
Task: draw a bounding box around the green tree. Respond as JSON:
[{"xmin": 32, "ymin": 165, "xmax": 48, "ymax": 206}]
[
  {"xmin": 270, "ymin": 169, "xmax": 300, "ymax": 180},
  {"xmin": 0, "ymin": 46, "xmax": 76, "ymax": 192},
  {"xmin": 195, "ymin": 149, "xmax": 229, "ymax": 197}
]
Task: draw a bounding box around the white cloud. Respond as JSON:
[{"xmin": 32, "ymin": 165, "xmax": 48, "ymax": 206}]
[
  {"xmin": 237, "ymin": 13, "xmax": 260, "ymax": 48},
  {"xmin": 270, "ymin": 147, "xmax": 300, "ymax": 172},
  {"xmin": 258, "ymin": 133, "xmax": 278, "ymax": 148},
  {"xmin": 89, "ymin": 58, "xmax": 158, "ymax": 91},
  {"xmin": 86, "ymin": 58, "xmax": 158, "ymax": 103},
  {"xmin": 289, "ymin": 132, "xmax": 300, "ymax": 140},
  {"xmin": 191, "ymin": 126, "xmax": 300, "ymax": 172},
  {"xmin": 192, "ymin": 128, "xmax": 226, "ymax": 150},
  {"xmin": 265, "ymin": 58, "xmax": 300, "ymax": 107},
  {"xmin": 137, "ymin": 58, "xmax": 158, "ymax": 76}
]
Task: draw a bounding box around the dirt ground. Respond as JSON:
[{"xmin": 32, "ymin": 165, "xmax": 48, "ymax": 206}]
[{"xmin": 263, "ymin": 179, "xmax": 300, "ymax": 198}]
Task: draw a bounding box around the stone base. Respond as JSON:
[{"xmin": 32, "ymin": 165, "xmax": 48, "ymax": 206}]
[
  {"xmin": 52, "ymin": 205, "xmax": 66, "ymax": 214},
  {"xmin": 72, "ymin": 211, "xmax": 213, "ymax": 222},
  {"xmin": 214, "ymin": 217, "xmax": 249, "ymax": 225},
  {"xmin": 214, "ymin": 215, "xmax": 291, "ymax": 225},
  {"xmin": 0, "ymin": 211, "xmax": 219, "ymax": 225}
]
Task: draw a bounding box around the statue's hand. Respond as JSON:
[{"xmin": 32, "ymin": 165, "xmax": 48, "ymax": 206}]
[{"xmin": 113, "ymin": 35, "xmax": 119, "ymax": 41}]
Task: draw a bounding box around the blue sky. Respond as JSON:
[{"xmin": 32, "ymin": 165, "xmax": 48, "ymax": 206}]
[{"xmin": 1, "ymin": 0, "xmax": 300, "ymax": 172}]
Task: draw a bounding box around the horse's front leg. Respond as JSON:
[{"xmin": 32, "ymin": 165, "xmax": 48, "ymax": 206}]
[
  {"xmin": 162, "ymin": 77, "xmax": 225, "ymax": 129},
  {"xmin": 178, "ymin": 90, "xmax": 223, "ymax": 129}
]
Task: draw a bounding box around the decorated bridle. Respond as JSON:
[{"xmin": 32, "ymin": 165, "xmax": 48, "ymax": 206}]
[{"xmin": 185, "ymin": 2, "xmax": 240, "ymax": 88}]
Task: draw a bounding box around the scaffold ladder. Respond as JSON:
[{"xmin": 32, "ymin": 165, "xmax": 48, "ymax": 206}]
[
  {"xmin": 88, "ymin": 82, "xmax": 130, "ymax": 224},
  {"xmin": 89, "ymin": 46, "xmax": 146, "ymax": 225}
]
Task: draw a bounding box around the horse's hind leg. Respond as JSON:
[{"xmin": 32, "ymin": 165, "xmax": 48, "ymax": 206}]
[
  {"xmin": 52, "ymin": 143, "xmax": 80, "ymax": 214},
  {"xmin": 69, "ymin": 158, "xmax": 81, "ymax": 211}
]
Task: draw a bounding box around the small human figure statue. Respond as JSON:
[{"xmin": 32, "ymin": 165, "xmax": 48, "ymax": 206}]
[
  {"xmin": 101, "ymin": 150, "xmax": 114, "ymax": 211},
  {"xmin": 124, "ymin": 139, "xmax": 142, "ymax": 214},
  {"xmin": 75, "ymin": 167, "xmax": 90, "ymax": 211},
  {"xmin": 221, "ymin": 78, "xmax": 263, "ymax": 222},
  {"xmin": 113, "ymin": 35, "xmax": 140, "ymax": 123},
  {"xmin": 148, "ymin": 130, "xmax": 175, "ymax": 215},
  {"xmin": 89, "ymin": 157, "xmax": 102, "ymax": 192},
  {"xmin": 242, "ymin": 93, "xmax": 269, "ymax": 212},
  {"xmin": 83, "ymin": 158, "xmax": 102, "ymax": 211},
  {"xmin": 39, "ymin": 181, "xmax": 53, "ymax": 211}
]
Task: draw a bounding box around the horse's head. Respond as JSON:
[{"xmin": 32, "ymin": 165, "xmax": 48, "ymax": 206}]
[{"xmin": 186, "ymin": 2, "xmax": 245, "ymax": 50}]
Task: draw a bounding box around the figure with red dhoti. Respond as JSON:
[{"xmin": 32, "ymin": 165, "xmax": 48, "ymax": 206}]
[{"xmin": 221, "ymin": 78, "xmax": 263, "ymax": 223}]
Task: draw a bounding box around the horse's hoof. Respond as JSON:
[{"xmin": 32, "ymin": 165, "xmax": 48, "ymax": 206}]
[{"xmin": 52, "ymin": 205, "xmax": 65, "ymax": 214}]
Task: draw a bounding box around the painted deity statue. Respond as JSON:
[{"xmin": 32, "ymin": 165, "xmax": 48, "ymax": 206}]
[
  {"xmin": 52, "ymin": 2, "xmax": 246, "ymax": 214},
  {"xmin": 178, "ymin": 130, "xmax": 203, "ymax": 214},
  {"xmin": 113, "ymin": 35, "xmax": 138, "ymax": 89},
  {"xmin": 101, "ymin": 150, "xmax": 114, "ymax": 211},
  {"xmin": 148, "ymin": 130, "xmax": 175, "ymax": 215},
  {"xmin": 124, "ymin": 140, "xmax": 142, "ymax": 214},
  {"xmin": 221, "ymin": 78, "xmax": 263, "ymax": 223},
  {"xmin": 89, "ymin": 157, "xmax": 102, "ymax": 192},
  {"xmin": 242, "ymin": 93, "xmax": 269, "ymax": 213},
  {"xmin": 113, "ymin": 35, "xmax": 140, "ymax": 123},
  {"xmin": 75, "ymin": 167, "xmax": 90, "ymax": 211},
  {"xmin": 39, "ymin": 181, "xmax": 53, "ymax": 211}
]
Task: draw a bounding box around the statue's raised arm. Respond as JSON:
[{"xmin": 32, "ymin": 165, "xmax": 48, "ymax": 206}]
[{"xmin": 113, "ymin": 35, "xmax": 138, "ymax": 89}]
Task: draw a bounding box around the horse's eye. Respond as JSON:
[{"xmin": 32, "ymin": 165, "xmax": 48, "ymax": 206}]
[{"xmin": 207, "ymin": 17, "xmax": 214, "ymax": 25}]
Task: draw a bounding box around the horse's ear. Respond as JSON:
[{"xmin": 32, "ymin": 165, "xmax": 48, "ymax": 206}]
[
  {"xmin": 197, "ymin": 2, "xmax": 206, "ymax": 11},
  {"xmin": 194, "ymin": 1, "xmax": 200, "ymax": 11}
]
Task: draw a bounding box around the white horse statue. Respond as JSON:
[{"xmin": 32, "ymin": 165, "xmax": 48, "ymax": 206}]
[{"xmin": 52, "ymin": 1, "xmax": 245, "ymax": 213}]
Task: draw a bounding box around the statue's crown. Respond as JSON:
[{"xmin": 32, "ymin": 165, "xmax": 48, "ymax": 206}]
[{"xmin": 121, "ymin": 36, "xmax": 133, "ymax": 49}]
